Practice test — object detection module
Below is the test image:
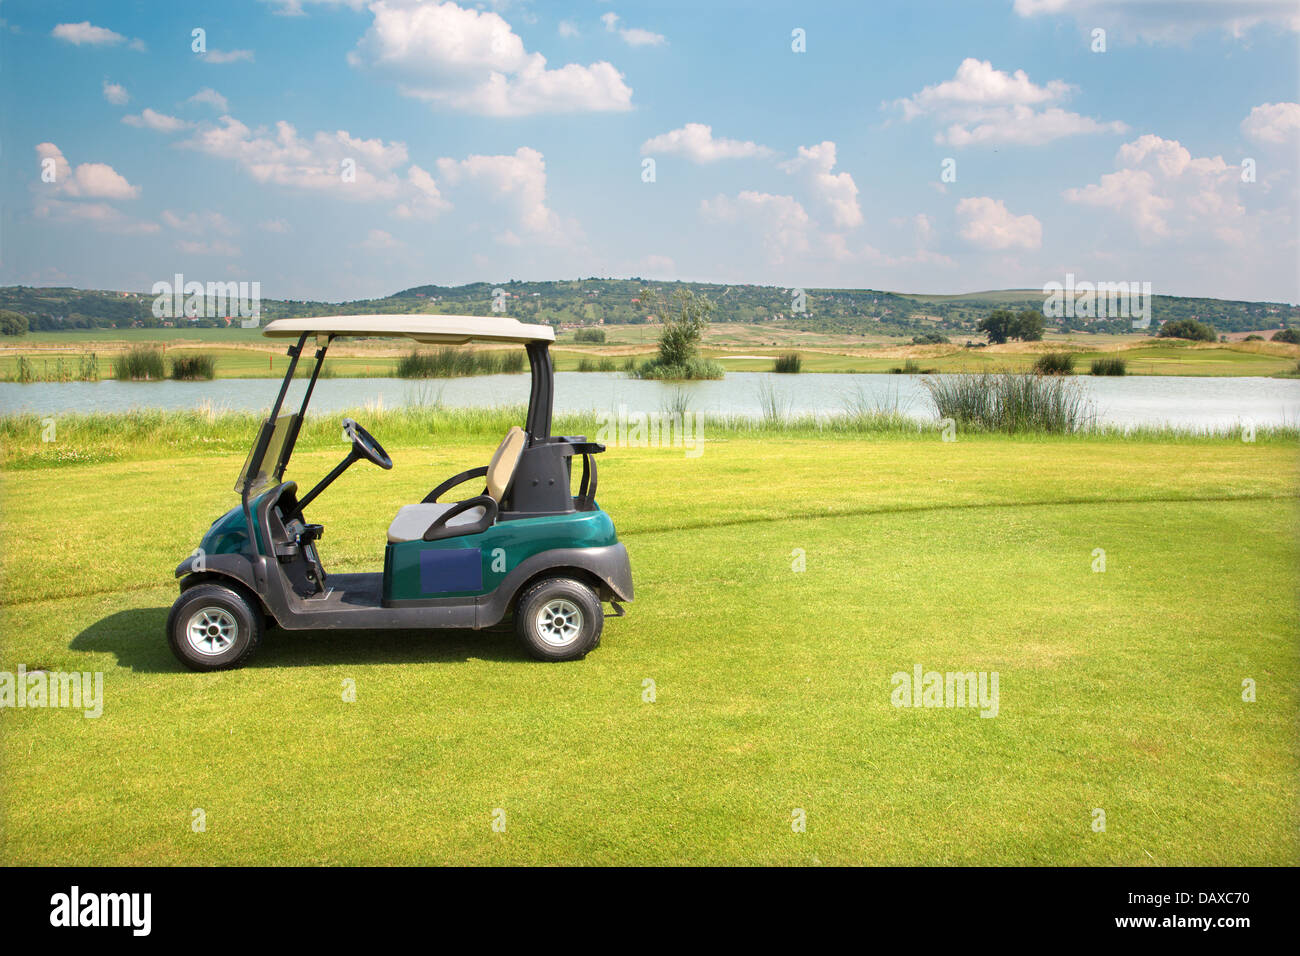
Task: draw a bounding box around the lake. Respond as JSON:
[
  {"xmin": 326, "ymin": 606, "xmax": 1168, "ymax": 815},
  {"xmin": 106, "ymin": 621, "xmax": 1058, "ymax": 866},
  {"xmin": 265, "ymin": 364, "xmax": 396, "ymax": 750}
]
[{"xmin": 2, "ymin": 372, "xmax": 1298, "ymax": 429}]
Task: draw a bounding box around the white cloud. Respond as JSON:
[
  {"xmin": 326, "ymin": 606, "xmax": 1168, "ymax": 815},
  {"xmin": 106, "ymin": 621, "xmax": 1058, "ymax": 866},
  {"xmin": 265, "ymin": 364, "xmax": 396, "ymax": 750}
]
[
  {"xmin": 182, "ymin": 116, "xmax": 411, "ymax": 200},
  {"xmin": 602, "ymin": 12, "xmax": 666, "ymax": 46},
  {"xmin": 162, "ymin": 209, "xmax": 237, "ymax": 235},
  {"xmin": 52, "ymin": 22, "xmax": 130, "ymax": 46},
  {"xmin": 259, "ymin": 218, "xmax": 292, "ymax": 233},
  {"xmin": 1241, "ymin": 102, "xmax": 1300, "ymax": 145},
  {"xmin": 956, "ymin": 196, "xmax": 1043, "ymax": 250},
  {"xmin": 187, "ymin": 87, "xmax": 230, "ymax": 112},
  {"xmin": 558, "ymin": 21, "xmax": 580, "ymax": 38},
  {"xmin": 700, "ymin": 191, "xmax": 813, "ymax": 264},
  {"xmin": 35, "ymin": 143, "xmax": 140, "ymax": 200},
  {"xmin": 360, "ymin": 228, "xmax": 402, "ymax": 250},
  {"xmin": 35, "ymin": 198, "xmax": 160, "ymax": 234},
  {"xmin": 102, "ymin": 80, "xmax": 129, "ymax": 105},
  {"xmin": 892, "ymin": 58, "xmax": 1126, "ymax": 146},
  {"xmin": 354, "ymin": 1, "xmax": 633, "ymax": 116},
  {"xmin": 1064, "ymin": 134, "xmax": 1246, "ymax": 242},
  {"xmin": 122, "ymin": 108, "xmax": 191, "ymax": 132},
  {"xmin": 394, "ymin": 164, "xmax": 452, "ymax": 220},
  {"xmin": 1012, "ymin": 0, "xmax": 1300, "ymax": 42},
  {"xmin": 178, "ymin": 239, "xmax": 241, "ymax": 257},
  {"xmin": 778, "ymin": 141, "xmax": 862, "ymax": 229},
  {"xmin": 435, "ymin": 147, "xmax": 575, "ymax": 243},
  {"xmin": 202, "ymin": 49, "xmax": 255, "ymax": 64},
  {"xmin": 640, "ymin": 123, "xmax": 771, "ymax": 162}
]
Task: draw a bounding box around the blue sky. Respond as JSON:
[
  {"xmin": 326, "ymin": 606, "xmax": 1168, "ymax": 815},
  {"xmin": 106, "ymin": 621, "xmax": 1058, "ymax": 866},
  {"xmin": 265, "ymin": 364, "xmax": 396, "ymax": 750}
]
[{"xmin": 2, "ymin": 0, "xmax": 1297, "ymax": 302}]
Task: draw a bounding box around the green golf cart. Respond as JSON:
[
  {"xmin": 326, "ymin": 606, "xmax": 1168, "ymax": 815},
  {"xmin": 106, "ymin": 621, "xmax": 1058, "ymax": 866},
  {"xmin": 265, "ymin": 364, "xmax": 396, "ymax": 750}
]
[{"xmin": 167, "ymin": 314, "xmax": 633, "ymax": 669}]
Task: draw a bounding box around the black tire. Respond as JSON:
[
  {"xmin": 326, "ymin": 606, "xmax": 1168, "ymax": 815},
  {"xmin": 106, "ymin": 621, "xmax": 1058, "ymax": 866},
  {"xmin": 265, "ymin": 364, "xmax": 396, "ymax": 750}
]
[
  {"xmin": 514, "ymin": 577, "xmax": 603, "ymax": 662},
  {"xmin": 167, "ymin": 582, "xmax": 264, "ymax": 671}
]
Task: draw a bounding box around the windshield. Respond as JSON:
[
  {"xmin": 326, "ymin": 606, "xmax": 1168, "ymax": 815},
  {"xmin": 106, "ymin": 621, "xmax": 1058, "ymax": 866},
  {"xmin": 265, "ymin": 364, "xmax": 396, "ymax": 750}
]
[{"xmin": 234, "ymin": 413, "xmax": 299, "ymax": 496}]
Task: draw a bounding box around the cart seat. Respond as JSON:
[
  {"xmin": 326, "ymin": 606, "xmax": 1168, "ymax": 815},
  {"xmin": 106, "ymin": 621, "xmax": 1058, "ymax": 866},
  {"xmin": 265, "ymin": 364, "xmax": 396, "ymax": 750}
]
[{"xmin": 387, "ymin": 502, "xmax": 488, "ymax": 543}]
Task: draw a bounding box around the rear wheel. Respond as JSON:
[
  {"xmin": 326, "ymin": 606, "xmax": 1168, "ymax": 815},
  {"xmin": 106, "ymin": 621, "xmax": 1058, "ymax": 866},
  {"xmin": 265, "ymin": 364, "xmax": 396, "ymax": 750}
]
[
  {"xmin": 167, "ymin": 583, "xmax": 263, "ymax": 671},
  {"xmin": 514, "ymin": 577, "xmax": 603, "ymax": 662}
]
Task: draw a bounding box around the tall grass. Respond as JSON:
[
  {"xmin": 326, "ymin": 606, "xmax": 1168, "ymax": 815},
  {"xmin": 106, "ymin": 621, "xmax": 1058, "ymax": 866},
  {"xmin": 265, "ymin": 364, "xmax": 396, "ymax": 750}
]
[
  {"xmin": 1032, "ymin": 352, "xmax": 1075, "ymax": 375},
  {"xmin": 576, "ymin": 356, "xmax": 617, "ymax": 372},
  {"xmin": 1090, "ymin": 357, "xmax": 1127, "ymax": 376},
  {"xmin": 2, "ymin": 401, "xmax": 1296, "ymax": 470},
  {"xmin": 394, "ymin": 347, "xmax": 525, "ymax": 378},
  {"xmin": 630, "ymin": 356, "xmax": 725, "ymax": 381},
  {"xmin": 10, "ymin": 353, "xmax": 100, "ymax": 383},
  {"xmin": 922, "ymin": 372, "xmax": 1096, "ymax": 433},
  {"xmin": 112, "ymin": 346, "xmax": 166, "ymax": 381},
  {"xmin": 169, "ymin": 354, "xmax": 216, "ymax": 380},
  {"xmin": 756, "ymin": 379, "xmax": 792, "ymax": 426},
  {"xmin": 773, "ymin": 352, "xmax": 803, "ymax": 373}
]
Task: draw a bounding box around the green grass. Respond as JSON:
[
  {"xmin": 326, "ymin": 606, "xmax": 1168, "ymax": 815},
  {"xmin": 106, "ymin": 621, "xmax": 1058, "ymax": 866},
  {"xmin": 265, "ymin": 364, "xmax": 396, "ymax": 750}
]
[
  {"xmin": 169, "ymin": 354, "xmax": 216, "ymax": 381},
  {"xmin": 112, "ymin": 345, "xmax": 166, "ymax": 381},
  {"xmin": 394, "ymin": 347, "xmax": 524, "ymax": 378},
  {"xmin": 1091, "ymin": 357, "xmax": 1128, "ymax": 376},
  {"xmin": 0, "ymin": 427, "xmax": 1296, "ymax": 865}
]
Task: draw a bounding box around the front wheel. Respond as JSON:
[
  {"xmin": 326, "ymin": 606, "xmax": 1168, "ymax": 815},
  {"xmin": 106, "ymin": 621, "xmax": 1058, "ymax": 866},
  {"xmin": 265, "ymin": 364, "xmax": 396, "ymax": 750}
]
[
  {"xmin": 514, "ymin": 577, "xmax": 603, "ymax": 662},
  {"xmin": 167, "ymin": 582, "xmax": 264, "ymax": 671}
]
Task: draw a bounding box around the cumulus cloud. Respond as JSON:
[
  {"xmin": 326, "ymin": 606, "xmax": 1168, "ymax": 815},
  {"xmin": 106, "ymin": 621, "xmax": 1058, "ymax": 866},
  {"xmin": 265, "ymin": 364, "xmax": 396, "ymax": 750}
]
[
  {"xmin": 162, "ymin": 209, "xmax": 238, "ymax": 235},
  {"xmin": 35, "ymin": 143, "xmax": 140, "ymax": 200},
  {"xmin": 1241, "ymin": 102, "xmax": 1300, "ymax": 145},
  {"xmin": 700, "ymin": 191, "xmax": 813, "ymax": 264},
  {"xmin": 956, "ymin": 196, "xmax": 1043, "ymax": 250},
  {"xmin": 360, "ymin": 228, "xmax": 402, "ymax": 250},
  {"xmin": 122, "ymin": 108, "xmax": 192, "ymax": 132},
  {"xmin": 892, "ymin": 58, "xmax": 1126, "ymax": 146},
  {"xmin": 1012, "ymin": 0, "xmax": 1300, "ymax": 42},
  {"xmin": 102, "ymin": 80, "xmax": 129, "ymax": 105},
  {"xmin": 52, "ymin": 22, "xmax": 142, "ymax": 47},
  {"xmin": 778, "ymin": 141, "xmax": 863, "ymax": 229},
  {"xmin": 640, "ymin": 123, "xmax": 771, "ymax": 162},
  {"xmin": 601, "ymin": 12, "xmax": 667, "ymax": 46},
  {"xmin": 1064, "ymin": 134, "xmax": 1246, "ymax": 242},
  {"xmin": 353, "ymin": 1, "xmax": 633, "ymax": 116},
  {"xmin": 187, "ymin": 87, "xmax": 230, "ymax": 112},
  {"xmin": 181, "ymin": 116, "xmax": 411, "ymax": 199},
  {"xmin": 435, "ymin": 147, "xmax": 575, "ymax": 243}
]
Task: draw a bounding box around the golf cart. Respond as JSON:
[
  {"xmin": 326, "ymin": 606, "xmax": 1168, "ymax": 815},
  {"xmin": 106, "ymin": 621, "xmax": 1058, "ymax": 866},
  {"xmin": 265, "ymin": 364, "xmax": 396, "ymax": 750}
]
[{"xmin": 167, "ymin": 314, "xmax": 633, "ymax": 670}]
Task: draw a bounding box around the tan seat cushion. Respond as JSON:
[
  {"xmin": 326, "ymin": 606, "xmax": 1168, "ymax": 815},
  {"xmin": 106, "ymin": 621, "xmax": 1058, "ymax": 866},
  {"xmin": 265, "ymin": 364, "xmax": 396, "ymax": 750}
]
[
  {"xmin": 387, "ymin": 502, "xmax": 487, "ymax": 544},
  {"xmin": 485, "ymin": 426, "xmax": 527, "ymax": 502}
]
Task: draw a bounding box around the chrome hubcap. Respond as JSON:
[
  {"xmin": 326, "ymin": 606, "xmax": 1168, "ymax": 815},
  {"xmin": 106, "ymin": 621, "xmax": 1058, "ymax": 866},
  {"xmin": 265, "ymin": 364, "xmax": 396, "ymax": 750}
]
[
  {"xmin": 185, "ymin": 607, "xmax": 238, "ymax": 656},
  {"xmin": 536, "ymin": 598, "xmax": 582, "ymax": 647}
]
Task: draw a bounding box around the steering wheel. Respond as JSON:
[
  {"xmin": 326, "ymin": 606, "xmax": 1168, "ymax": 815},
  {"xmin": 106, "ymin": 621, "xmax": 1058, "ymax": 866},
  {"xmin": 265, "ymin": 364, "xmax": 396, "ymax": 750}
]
[{"xmin": 342, "ymin": 418, "xmax": 393, "ymax": 470}]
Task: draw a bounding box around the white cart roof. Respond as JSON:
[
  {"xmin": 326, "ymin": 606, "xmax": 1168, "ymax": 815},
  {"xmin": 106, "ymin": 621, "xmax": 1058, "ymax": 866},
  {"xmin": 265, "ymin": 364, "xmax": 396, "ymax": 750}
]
[{"xmin": 261, "ymin": 314, "xmax": 554, "ymax": 344}]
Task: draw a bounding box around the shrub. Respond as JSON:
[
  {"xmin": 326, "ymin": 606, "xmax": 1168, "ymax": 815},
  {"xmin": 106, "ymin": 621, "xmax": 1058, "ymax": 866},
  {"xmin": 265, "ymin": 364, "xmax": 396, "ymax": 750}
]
[
  {"xmin": 1243, "ymin": 334, "xmax": 1264, "ymax": 342},
  {"xmin": 1090, "ymin": 356, "xmax": 1127, "ymax": 376},
  {"xmin": 922, "ymin": 372, "xmax": 1094, "ymax": 433},
  {"xmin": 1273, "ymin": 327, "xmax": 1300, "ymax": 345},
  {"xmin": 169, "ymin": 354, "xmax": 216, "ymax": 380},
  {"xmin": 573, "ymin": 328, "xmax": 606, "ymax": 343},
  {"xmin": 113, "ymin": 346, "xmax": 166, "ymax": 381},
  {"xmin": 631, "ymin": 287, "xmax": 723, "ymax": 379},
  {"xmin": 911, "ymin": 332, "xmax": 950, "ymax": 345},
  {"xmin": 773, "ymin": 352, "xmax": 802, "ymax": 373},
  {"xmin": 890, "ymin": 359, "xmax": 936, "ymax": 374},
  {"xmin": 1032, "ymin": 352, "xmax": 1074, "ymax": 375},
  {"xmin": 1158, "ymin": 319, "xmax": 1216, "ymax": 341},
  {"xmin": 395, "ymin": 348, "xmax": 524, "ymax": 378}
]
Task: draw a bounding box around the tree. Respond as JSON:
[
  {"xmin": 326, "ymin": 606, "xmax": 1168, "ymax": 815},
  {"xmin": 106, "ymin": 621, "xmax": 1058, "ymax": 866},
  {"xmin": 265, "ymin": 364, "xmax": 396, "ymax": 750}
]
[
  {"xmin": 1273, "ymin": 327, "xmax": 1300, "ymax": 345},
  {"xmin": 978, "ymin": 309, "xmax": 1015, "ymax": 344},
  {"xmin": 1157, "ymin": 318, "xmax": 1216, "ymax": 341},
  {"xmin": 648, "ymin": 287, "xmax": 713, "ymax": 366},
  {"xmin": 0, "ymin": 310, "xmax": 29, "ymax": 336},
  {"xmin": 1012, "ymin": 309, "xmax": 1045, "ymax": 341}
]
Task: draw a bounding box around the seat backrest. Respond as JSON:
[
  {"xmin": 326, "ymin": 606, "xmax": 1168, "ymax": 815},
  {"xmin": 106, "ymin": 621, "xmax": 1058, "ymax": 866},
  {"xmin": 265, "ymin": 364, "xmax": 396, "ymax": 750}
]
[{"xmin": 485, "ymin": 426, "xmax": 527, "ymax": 502}]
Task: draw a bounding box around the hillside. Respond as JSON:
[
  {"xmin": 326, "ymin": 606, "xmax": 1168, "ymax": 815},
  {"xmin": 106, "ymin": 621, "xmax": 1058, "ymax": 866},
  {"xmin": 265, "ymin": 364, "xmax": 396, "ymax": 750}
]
[{"xmin": 2, "ymin": 279, "xmax": 1296, "ymax": 337}]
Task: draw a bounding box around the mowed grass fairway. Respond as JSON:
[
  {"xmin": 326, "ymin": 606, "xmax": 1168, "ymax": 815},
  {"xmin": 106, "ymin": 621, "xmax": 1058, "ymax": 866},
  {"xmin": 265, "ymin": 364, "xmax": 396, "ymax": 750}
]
[{"xmin": 1, "ymin": 433, "xmax": 1297, "ymax": 864}]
